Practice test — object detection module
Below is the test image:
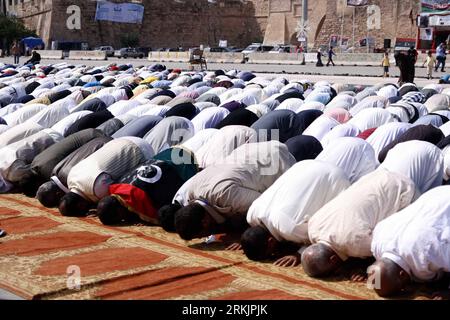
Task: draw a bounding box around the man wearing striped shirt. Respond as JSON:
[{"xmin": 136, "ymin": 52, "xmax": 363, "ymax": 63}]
[{"xmin": 58, "ymin": 137, "xmax": 154, "ymax": 217}]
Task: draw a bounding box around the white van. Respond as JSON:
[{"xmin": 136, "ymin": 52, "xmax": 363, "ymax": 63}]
[
  {"xmin": 95, "ymin": 46, "xmax": 115, "ymax": 57},
  {"xmin": 242, "ymin": 43, "xmax": 274, "ymax": 55}
]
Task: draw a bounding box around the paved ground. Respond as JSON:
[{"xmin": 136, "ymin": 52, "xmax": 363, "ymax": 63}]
[{"xmin": 1, "ymin": 57, "xmax": 448, "ymax": 87}]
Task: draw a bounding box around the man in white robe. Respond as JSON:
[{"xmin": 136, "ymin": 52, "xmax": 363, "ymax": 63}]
[
  {"xmin": 350, "ymin": 95, "xmax": 388, "ymax": 116},
  {"xmin": 370, "ymin": 186, "xmax": 450, "ymax": 297},
  {"xmin": 2, "ymin": 103, "xmax": 47, "ymax": 126},
  {"xmin": 51, "ymin": 111, "xmax": 93, "ymax": 136},
  {"xmin": 380, "ymin": 140, "xmax": 444, "ymax": 193},
  {"xmin": 242, "ymin": 160, "xmax": 351, "ymax": 265},
  {"xmin": 302, "ymin": 115, "xmax": 340, "ymax": 141},
  {"xmin": 347, "ymin": 108, "xmax": 396, "ymax": 133},
  {"xmin": 301, "ymin": 168, "xmax": 418, "ymax": 278},
  {"xmin": 320, "ymin": 123, "xmax": 360, "ymax": 147},
  {"xmin": 25, "ymin": 102, "xmax": 70, "ymax": 128},
  {"xmin": 168, "ymin": 141, "xmax": 295, "ymax": 241},
  {"xmin": 0, "ymin": 122, "xmax": 44, "ymax": 148},
  {"xmin": 143, "ymin": 116, "xmax": 194, "ymax": 154},
  {"xmin": 191, "ymin": 107, "xmax": 230, "ymax": 133},
  {"xmin": 181, "ymin": 128, "xmax": 219, "ymax": 154},
  {"xmin": 0, "ymin": 129, "xmax": 63, "ymax": 193},
  {"xmin": 194, "ymin": 125, "xmax": 257, "ymax": 169},
  {"xmin": 366, "ymin": 122, "xmax": 413, "ymax": 158},
  {"xmin": 316, "ymin": 137, "xmax": 378, "ymax": 183}
]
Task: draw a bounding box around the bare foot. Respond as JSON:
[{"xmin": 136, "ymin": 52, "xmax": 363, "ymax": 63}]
[
  {"xmin": 432, "ymin": 290, "xmax": 450, "ymax": 300},
  {"xmin": 350, "ymin": 272, "xmax": 368, "ymax": 283},
  {"xmin": 274, "ymin": 254, "xmax": 301, "ymax": 267},
  {"xmin": 225, "ymin": 242, "xmax": 242, "ymax": 251}
]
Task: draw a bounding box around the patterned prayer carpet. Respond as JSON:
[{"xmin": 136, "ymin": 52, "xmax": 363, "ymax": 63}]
[{"xmin": 0, "ymin": 194, "xmax": 438, "ymax": 300}]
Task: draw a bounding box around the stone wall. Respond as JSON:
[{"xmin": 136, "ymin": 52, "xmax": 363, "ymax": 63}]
[
  {"xmin": 12, "ymin": 0, "xmax": 420, "ymax": 51},
  {"xmin": 43, "ymin": 0, "xmax": 262, "ymax": 49},
  {"xmin": 247, "ymin": 0, "xmax": 419, "ymax": 50},
  {"xmin": 314, "ymin": 0, "xmax": 420, "ymax": 51},
  {"xmin": 10, "ymin": 0, "xmax": 53, "ymax": 46}
]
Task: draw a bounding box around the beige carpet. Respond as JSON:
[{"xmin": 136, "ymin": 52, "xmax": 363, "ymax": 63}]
[{"xmin": 0, "ymin": 194, "xmax": 437, "ymax": 300}]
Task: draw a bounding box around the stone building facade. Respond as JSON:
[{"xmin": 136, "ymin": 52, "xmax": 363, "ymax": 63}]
[
  {"xmin": 2, "ymin": 0, "xmax": 420, "ymax": 51},
  {"xmin": 253, "ymin": 0, "xmax": 419, "ymax": 51}
]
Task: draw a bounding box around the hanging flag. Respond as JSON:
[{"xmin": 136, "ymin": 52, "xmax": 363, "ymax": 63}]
[
  {"xmin": 95, "ymin": 1, "xmax": 145, "ymax": 24},
  {"xmin": 347, "ymin": 0, "xmax": 369, "ymax": 6},
  {"xmin": 421, "ymin": 1, "xmax": 450, "ymax": 13}
]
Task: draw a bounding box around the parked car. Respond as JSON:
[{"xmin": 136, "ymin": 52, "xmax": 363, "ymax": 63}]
[
  {"xmin": 205, "ymin": 47, "xmax": 233, "ymax": 53},
  {"xmin": 95, "ymin": 46, "xmax": 114, "ymax": 57},
  {"xmin": 242, "ymin": 43, "xmax": 274, "ymax": 55},
  {"xmin": 228, "ymin": 46, "xmax": 244, "ymax": 52},
  {"xmin": 136, "ymin": 47, "xmax": 152, "ymax": 55},
  {"xmin": 115, "ymin": 47, "xmax": 145, "ymax": 59},
  {"xmin": 269, "ymin": 45, "xmax": 296, "ymax": 53}
]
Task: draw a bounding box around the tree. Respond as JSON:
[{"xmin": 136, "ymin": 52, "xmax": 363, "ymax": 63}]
[{"xmin": 0, "ymin": 13, "xmax": 36, "ymax": 55}]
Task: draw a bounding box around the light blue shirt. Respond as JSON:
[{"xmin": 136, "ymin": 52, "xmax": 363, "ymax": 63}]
[{"xmin": 437, "ymin": 45, "xmax": 446, "ymax": 57}]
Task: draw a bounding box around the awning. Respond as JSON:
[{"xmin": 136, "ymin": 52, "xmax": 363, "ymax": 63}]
[{"xmin": 20, "ymin": 37, "xmax": 45, "ymax": 49}]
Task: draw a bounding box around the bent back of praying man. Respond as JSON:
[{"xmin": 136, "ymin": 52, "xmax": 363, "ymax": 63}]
[
  {"xmin": 58, "ymin": 137, "xmax": 154, "ymax": 217},
  {"xmin": 162, "ymin": 141, "xmax": 296, "ymax": 241},
  {"xmin": 370, "ymin": 186, "xmax": 450, "ymax": 298}
]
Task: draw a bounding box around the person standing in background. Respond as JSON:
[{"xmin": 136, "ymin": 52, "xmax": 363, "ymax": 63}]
[
  {"xmin": 436, "ymin": 43, "xmax": 447, "ymax": 73},
  {"xmin": 316, "ymin": 49, "xmax": 324, "ymax": 67},
  {"xmin": 326, "ymin": 46, "xmax": 336, "ymax": 67},
  {"xmin": 382, "ymin": 52, "xmax": 390, "ymax": 78},
  {"xmin": 422, "ymin": 50, "xmax": 436, "ymax": 80},
  {"xmin": 407, "ymin": 46, "xmax": 418, "ymax": 83},
  {"xmin": 11, "ymin": 41, "xmax": 20, "ymax": 65},
  {"xmin": 394, "ymin": 52, "xmax": 407, "ymax": 85}
]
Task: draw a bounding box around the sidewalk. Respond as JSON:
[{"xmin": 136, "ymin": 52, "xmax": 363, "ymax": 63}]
[{"xmin": 1, "ymin": 57, "xmax": 448, "ymax": 87}]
